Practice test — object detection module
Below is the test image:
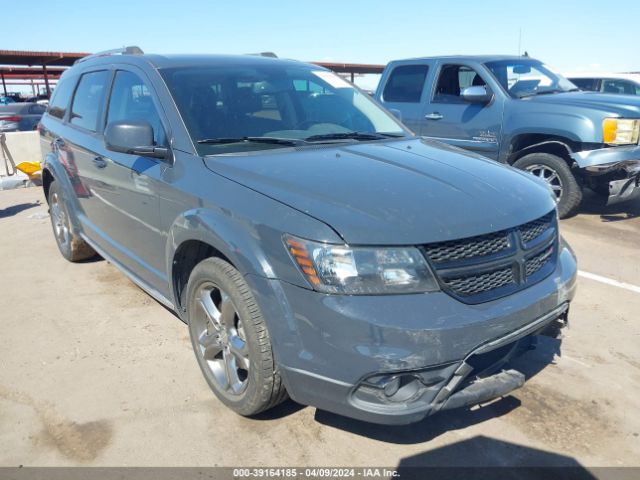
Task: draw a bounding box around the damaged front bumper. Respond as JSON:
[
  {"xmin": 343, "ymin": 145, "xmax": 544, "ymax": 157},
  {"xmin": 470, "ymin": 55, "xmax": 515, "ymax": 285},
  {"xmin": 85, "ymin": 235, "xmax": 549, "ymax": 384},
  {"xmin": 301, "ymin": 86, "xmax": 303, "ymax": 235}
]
[{"xmin": 572, "ymin": 145, "xmax": 640, "ymax": 205}]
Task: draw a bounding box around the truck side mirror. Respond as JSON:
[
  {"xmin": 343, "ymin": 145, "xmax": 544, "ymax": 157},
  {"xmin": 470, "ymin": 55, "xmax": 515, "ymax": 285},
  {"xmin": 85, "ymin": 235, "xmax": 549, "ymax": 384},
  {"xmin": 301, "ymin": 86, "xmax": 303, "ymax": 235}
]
[
  {"xmin": 388, "ymin": 108, "xmax": 402, "ymax": 121},
  {"xmin": 460, "ymin": 86, "xmax": 494, "ymax": 104}
]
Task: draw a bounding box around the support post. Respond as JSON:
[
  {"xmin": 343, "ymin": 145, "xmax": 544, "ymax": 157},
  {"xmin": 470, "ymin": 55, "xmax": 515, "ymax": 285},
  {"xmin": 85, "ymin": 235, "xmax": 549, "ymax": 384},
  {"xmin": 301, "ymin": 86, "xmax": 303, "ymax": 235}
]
[{"xmin": 42, "ymin": 64, "xmax": 51, "ymax": 97}]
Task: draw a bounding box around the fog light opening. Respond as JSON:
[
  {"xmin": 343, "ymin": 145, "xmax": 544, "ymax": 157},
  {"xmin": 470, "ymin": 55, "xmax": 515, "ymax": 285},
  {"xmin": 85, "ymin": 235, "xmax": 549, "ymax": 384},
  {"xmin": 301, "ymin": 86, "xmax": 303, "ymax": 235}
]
[{"xmin": 381, "ymin": 374, "xmax": 421, "ymax": 402}]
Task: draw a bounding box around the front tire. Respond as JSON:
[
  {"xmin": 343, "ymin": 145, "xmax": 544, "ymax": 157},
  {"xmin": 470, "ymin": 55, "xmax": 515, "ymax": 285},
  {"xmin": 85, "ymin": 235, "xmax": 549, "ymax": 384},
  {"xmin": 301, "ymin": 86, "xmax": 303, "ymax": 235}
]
[
  {"xmin": 186, "ymin": 257, "xmax": 287, "ymax": 416},
  {"xmin": 48, "ymin": 180, "xmax": 96, "ymax": 262},
  {"xmin": 513, "ymin": 152, "xmax": 583, "ymax": 218}
]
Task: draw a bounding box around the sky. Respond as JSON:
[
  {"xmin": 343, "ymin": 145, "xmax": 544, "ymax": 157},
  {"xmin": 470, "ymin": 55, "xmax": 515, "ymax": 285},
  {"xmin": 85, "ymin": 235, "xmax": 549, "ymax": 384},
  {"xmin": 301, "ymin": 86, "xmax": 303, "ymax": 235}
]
[{"xmin": 4, "ymin": 0, "xmax": 640, "ymax": 91}]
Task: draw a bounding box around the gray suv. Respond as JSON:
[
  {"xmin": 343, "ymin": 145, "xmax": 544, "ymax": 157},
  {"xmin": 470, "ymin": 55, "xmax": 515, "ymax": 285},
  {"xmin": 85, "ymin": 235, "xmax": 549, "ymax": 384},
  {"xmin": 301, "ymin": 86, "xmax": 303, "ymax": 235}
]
[{"xmin": 40, "ymin": 48, "xmax": 577, "ymax": 425}]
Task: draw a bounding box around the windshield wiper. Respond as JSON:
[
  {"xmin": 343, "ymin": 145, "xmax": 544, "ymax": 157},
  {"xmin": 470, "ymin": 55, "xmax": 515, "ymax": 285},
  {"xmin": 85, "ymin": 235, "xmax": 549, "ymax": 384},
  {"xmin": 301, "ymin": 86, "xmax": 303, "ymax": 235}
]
[
  {"xmin": 518, "ymin": 88, "xmax": 567, "ymax": 98},
  {"xmin": 305, "ymin": 131, "xmax": 404, "ymax": 142},
  {"xmin": 197, "ymin": 136, "xmax": 306, "ymax": 146}
]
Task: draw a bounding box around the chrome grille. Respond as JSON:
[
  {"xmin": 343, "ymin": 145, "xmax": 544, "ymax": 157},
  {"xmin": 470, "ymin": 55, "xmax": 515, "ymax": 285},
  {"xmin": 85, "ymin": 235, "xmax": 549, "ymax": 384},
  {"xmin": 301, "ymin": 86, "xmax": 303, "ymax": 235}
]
[
  {"xmin": 424, "ymin": 231, "xmax": 510, "ymax": 264},
  {"xmin": 423, "ymin": 210, "xmax": 558, "ymax": 303}
]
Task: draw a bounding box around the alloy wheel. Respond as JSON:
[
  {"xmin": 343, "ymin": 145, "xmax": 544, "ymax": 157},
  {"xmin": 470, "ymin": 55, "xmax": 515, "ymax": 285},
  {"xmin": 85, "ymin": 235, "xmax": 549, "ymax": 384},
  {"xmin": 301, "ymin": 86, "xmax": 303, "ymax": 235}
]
[
  {"xmin": 525, "ymin": 164, "xmax": 563, "ymax": 201},
  {"xmin": 50, "ymin": 192, "xmax": 71, "ymax": 252},
  {"xmin": 193, "ymin": 282, "xmax": 250, "ymax": 396}
]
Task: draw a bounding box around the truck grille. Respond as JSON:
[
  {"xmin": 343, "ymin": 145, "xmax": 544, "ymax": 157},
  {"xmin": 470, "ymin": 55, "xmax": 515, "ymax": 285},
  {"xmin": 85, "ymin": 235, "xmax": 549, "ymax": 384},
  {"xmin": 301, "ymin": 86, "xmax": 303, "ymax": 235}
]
[{"xmin": 423, "ymin": 210, "xmax": 558, "ymax": 303}]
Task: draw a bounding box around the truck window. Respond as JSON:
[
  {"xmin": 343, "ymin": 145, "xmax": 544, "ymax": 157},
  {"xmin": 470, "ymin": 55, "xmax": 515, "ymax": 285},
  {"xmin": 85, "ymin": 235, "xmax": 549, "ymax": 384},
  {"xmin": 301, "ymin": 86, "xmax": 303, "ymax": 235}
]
[
  {"xmin": 70, "ymin": 70, "xmax": 110, "ymax": 132},
  {"xmin": 106, "ymin": 70, "xmax": 167, "ymax": 146},
  {"xmin": 601, "ymin": 79, "xmax": 637, "ymax": 95},
  {"xmin": 382, "ymin": 65, "xmax": 428, "ymax": 103},
  {"xmin": 433, "ymin": 65, "xmax": 484, "ymax": 103},
  {"xmin": 47, "ymin": 76, "xmax": 78, "ymax": 120},
  {"xmin": 570, "ymin": 78, "xmax": 598, "ymax": 91}
]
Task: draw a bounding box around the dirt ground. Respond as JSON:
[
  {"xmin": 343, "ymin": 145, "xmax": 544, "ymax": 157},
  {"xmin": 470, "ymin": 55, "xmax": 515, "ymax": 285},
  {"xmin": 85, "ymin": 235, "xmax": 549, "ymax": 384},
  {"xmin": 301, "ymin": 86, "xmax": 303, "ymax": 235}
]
[{"xmin": 0, "ymin": 186, "xmax": 639, "ymax": 469}]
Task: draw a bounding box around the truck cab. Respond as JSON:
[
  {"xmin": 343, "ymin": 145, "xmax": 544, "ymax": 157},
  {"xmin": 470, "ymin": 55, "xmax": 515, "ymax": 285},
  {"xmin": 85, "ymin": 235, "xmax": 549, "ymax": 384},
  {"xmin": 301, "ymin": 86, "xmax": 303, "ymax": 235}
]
[{"xmin": 375, "ymin": 56, "xmax": 640, "ymax": 218}]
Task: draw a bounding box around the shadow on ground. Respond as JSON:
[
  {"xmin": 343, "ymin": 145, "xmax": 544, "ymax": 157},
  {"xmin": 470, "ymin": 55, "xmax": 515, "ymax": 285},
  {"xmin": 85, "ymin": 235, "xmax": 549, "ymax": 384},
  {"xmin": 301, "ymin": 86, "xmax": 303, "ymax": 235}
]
[
  {"xmin": 396, "ymin": 436, "xmax": 596, "ymax": 478},
  {"xmin": 0, "ymin": 201, "xmax": 40, "ymax": 218},
  {"xmin": 578, "ymin": 190, "xmax": 639, "ymax": 222}
]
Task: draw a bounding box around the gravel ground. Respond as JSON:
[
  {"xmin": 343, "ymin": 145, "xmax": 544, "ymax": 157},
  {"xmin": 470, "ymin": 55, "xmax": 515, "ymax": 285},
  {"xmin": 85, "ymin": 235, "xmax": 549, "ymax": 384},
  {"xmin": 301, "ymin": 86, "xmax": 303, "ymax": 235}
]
[{"xmin": 0, "ymin": 187, "xmax": 639, "ymax": 469}]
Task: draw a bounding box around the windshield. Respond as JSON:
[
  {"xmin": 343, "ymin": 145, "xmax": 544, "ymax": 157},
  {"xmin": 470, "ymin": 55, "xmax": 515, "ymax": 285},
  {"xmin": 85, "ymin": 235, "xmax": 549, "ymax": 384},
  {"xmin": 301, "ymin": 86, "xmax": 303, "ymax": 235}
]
[
  {"xmin": 484, "ymin": 59, "xmax": 578, "ymax": 98},
  {"xmin": 161, "ymin": 64, "xmax": 408, "ymax": 155}
]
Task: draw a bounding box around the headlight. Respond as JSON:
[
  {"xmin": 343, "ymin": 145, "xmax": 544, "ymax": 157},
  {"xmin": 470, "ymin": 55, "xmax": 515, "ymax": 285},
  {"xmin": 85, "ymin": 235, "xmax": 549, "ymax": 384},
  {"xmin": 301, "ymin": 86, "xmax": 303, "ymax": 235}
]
[
  {"xmin": 284, "ymin": 235, "xmax": 440, "ymax": 294},
  {"xmin": 603, "ymin": 118, "xmax": 640, "ymax": 145}
]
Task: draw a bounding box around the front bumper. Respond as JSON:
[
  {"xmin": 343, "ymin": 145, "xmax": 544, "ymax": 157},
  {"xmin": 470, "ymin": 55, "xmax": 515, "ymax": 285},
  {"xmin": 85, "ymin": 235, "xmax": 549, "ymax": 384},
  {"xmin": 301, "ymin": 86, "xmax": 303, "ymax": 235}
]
[
  {"xmin": 572, "ymin": 145, "xmax": 640, "ymax": 205},
  {"xmin": 246, "ymin": 245, "xmax": 577, "ymax": 424}
]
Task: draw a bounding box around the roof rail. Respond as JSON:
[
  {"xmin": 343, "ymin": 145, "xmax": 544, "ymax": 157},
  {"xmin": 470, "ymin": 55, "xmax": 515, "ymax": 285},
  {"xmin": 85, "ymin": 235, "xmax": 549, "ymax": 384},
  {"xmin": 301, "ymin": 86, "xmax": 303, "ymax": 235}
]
[
  {"xmin": 75, "ymin": 46, "xmax": 144, "ymax": 64},
  {"xmin": 246, "ymin": 52, "xmax": 278, "ymax": 58}
]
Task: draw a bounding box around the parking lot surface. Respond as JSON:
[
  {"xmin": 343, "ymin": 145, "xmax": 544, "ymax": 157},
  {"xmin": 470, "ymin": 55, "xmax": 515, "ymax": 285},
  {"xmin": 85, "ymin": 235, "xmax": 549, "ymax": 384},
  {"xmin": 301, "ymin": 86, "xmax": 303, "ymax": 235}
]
[{"xmin": 0, "ymin": 187, "xmax": 639, "ymax": 468}]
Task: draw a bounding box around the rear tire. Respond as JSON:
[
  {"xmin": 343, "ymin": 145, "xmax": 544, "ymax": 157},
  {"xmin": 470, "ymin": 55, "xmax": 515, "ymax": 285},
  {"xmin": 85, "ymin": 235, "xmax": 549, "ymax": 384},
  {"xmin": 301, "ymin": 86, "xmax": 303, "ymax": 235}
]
[
  {"xmin": 513, "ymin": 152, "xmax": 582, "ymax": 218},
  {"xmin": 48, "ymin": 180, "xmax": 96, "ymax": 262},
  {"xmin": 186, "ymin": 257, "xmax": 287, "ymax": 416}
]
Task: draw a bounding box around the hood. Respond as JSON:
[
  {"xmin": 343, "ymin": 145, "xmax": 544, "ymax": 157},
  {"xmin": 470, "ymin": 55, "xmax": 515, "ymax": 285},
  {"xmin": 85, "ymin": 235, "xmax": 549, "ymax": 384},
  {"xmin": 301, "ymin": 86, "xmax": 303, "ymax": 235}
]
[
  {"xmin": 524, "ymin": 91, "xmax": 640, "ymax": 117},
  {"xmin": 203, "ymin": 139, "xmax": 555, "ymax": 245}
]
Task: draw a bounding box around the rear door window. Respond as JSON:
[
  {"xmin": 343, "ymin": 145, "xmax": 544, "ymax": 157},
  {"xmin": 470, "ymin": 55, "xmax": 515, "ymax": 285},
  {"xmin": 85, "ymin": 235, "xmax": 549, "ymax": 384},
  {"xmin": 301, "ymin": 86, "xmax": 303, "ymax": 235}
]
[
  {"xmin": 69, "ymin": 70, "xmax": 110, "ymax": 132},
  {"xmin": 382, "ymin": 65, "xmax": 429, "ymax": 103},
  {"xmin": 106, "ymin": 70, "xmax": 167, "ymax": 146}
]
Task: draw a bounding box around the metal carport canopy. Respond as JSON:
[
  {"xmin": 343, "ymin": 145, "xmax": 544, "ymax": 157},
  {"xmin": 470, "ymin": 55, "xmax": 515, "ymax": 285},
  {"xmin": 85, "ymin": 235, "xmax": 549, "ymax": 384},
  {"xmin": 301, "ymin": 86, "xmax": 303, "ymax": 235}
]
[{"xmin": 0, "ymin": 50, "xmax": 89, "ymax": 96}]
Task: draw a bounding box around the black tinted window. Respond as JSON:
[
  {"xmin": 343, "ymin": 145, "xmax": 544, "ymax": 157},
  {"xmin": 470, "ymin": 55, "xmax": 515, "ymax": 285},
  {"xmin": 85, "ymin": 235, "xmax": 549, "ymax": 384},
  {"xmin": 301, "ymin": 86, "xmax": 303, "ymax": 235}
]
[
  {"xmin": 106, "ymin": 70, "xmax": 166, "ymax": 146},
  {"xmin": 383, "ymin": 65, "xmax": 429, "ymax": 103},
  {"xmin": 434, "ymin": 65, "xmax": 484, "ymax": 103},
  {"xmin": 47, "ymin": 76, "xmax": 77, "ymax": 119},
  {"xmin": 70, "ymin": 70, "xmax": 110, "ymax": 131},
  {"xmin": 570, "ymin": 78, "xmax": 597, "ymax": 91}
]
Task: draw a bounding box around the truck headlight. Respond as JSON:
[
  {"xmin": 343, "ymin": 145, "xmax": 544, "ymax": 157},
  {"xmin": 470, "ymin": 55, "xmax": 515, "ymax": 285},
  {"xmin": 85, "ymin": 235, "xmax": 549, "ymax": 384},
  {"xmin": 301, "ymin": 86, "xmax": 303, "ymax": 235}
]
[
  {"xmin": 284, "ymin": 235, "xmax": 440, "ymax": 294},
  {"xmin": 603, "ymin": 118, "xmax": 640, "ymax": 145}
]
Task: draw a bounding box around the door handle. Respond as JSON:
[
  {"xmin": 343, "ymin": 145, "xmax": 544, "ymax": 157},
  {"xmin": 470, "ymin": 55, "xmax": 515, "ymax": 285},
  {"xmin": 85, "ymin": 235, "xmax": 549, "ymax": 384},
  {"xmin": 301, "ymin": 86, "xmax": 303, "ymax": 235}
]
[
  {"xmin": 425, "ymin": 112, "xmax": 444, "ymax": 120},
  {"xmin": 92, "ymin": 156, "xmax": 107, "ymax": 169}
]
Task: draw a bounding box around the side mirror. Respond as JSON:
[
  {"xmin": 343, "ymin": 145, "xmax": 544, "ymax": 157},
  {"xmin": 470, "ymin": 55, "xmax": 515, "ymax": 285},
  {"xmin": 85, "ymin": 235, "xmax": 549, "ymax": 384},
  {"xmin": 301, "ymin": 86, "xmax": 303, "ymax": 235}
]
[
  {"xmin": 460, "ymin": 86, "xmax": 494, "ymax": 104},
  {"xmin": 104, "ymin": 120, "xmax": 168, "ymax": 159}
]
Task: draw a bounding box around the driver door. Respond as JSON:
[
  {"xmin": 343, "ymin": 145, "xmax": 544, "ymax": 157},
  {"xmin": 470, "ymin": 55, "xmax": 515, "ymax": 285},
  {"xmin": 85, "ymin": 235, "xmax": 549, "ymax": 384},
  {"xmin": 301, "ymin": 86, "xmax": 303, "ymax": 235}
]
[{"xmin": 421, "ymin": 63, "xmax": 504, "ymax": 159}]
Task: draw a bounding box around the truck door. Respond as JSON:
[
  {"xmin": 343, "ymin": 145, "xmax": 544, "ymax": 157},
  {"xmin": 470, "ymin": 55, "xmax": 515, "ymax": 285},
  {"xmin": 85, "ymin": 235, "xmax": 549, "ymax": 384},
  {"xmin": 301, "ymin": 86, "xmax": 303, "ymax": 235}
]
[
  {"xmin": 377, "ymin": 62, "xmax": 431, "ymax": 134},
  {"xmin": 421, "ymin": 63, "xmax": 504, "ymax": 159}
]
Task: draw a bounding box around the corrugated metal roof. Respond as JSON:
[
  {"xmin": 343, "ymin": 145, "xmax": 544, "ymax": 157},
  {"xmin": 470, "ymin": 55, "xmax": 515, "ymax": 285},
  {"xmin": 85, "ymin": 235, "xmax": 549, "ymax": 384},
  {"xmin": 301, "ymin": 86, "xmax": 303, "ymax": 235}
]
[{"xmin": 0, "ymin": 50, "xmax": 89, "ymax": 67}]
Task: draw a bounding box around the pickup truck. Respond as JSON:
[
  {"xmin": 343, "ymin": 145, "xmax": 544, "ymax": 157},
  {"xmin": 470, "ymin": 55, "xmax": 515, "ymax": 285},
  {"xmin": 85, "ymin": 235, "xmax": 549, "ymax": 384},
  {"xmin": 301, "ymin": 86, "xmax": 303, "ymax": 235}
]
[{"xmin": 375, "ymin": 55, "xmax": 640, "ymax": 218}]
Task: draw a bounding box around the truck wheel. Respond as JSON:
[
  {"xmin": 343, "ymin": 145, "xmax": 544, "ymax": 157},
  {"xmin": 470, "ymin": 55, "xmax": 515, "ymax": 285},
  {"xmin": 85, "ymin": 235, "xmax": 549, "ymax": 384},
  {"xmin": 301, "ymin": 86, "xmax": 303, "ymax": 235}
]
[
  {"xmin": 186, "ymin": 257, "xmax": 287, "ymax": 416},
  {"xmin": 48, "ymin": 180, "xmax": 96, "ymax": 262},
  {"xmin": 513, "ymin": 153, "xmax": 582, "ymax": 218}
]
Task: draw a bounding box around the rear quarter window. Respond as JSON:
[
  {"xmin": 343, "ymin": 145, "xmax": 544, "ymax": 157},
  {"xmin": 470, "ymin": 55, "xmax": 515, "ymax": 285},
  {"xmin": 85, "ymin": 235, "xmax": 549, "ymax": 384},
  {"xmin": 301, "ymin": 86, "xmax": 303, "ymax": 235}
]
[
  {"xmin": 47, "ymin": 76, "xmax": 78, "ymax": 119},
  {"xmin": 382, "ymin": 65, "xmax": 429, "ymax": 103}
]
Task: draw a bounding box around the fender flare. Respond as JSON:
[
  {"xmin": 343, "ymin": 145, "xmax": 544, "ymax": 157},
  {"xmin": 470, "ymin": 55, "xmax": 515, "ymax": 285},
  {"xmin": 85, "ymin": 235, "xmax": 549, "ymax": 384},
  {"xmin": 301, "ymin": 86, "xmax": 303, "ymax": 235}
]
[
  {"xmin": 41, "ymin": 154, "xmax": 85, "ymax": 235},
  {"xmin": 165, "ymin": 208, "xmax": 279, "ymax": 306},
  {"xmin": 507, "ymin": 140, "xmax": 575, "ymax": 165}
]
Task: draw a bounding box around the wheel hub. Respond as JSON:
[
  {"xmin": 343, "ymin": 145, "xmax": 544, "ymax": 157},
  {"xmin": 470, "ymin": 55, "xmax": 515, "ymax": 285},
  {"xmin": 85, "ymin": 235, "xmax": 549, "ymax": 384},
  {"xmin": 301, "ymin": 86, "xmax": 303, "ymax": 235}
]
[
  {"xmin": 193, "ymin": 283, "xmax": 250, "ymax": 396},
  {"xmin": 524, "ymin": 164, "xmax": 563, "ymax": 201}
]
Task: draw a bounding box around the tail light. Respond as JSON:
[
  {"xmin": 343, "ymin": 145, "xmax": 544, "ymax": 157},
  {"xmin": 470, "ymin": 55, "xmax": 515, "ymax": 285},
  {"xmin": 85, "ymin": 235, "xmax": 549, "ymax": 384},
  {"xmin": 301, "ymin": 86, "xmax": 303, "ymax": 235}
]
[{"xmin": 0, "ymin": 115, "xmax": 22, "ymax": 122}]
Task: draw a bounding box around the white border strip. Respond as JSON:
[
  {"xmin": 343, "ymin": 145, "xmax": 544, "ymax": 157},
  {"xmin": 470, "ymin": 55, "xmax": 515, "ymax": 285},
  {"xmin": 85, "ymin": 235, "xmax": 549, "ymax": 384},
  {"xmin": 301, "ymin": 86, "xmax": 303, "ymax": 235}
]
[{"xmin": 578, "ymin": 270, "xmax": 640, "ymax": 294}]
